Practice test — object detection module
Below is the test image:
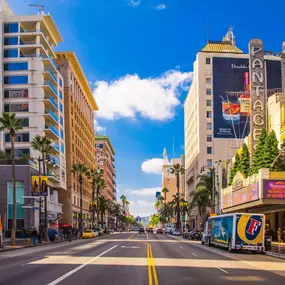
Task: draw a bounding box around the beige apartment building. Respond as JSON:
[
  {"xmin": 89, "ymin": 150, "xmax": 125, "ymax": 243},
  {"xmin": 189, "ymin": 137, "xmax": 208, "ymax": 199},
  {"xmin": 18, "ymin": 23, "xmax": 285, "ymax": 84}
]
[
  {"xmin": 184, "ymin": 36, "xmax": 282, "ymax": 229},
  {"xmin": 56, "ymin": 52, "xmax": 98, "ymax": 228}
]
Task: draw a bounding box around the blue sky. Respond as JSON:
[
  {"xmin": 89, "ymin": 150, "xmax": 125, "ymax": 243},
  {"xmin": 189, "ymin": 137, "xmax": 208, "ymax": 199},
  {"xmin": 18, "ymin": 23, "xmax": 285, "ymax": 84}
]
[{"xmin": 9, "ymin": 0, "xmax": 285, "ymax": 216}]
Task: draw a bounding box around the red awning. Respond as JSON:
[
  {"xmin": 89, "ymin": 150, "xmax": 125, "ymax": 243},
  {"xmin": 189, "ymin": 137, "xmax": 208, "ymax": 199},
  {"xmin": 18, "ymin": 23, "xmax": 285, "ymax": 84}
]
[
  {"xmin": 50, "ymin": 222, "xmax": 58, "ymax": 227},
  {"xmin": 59, "ymin": 223, "xmax": 72, "ymax": 228}
]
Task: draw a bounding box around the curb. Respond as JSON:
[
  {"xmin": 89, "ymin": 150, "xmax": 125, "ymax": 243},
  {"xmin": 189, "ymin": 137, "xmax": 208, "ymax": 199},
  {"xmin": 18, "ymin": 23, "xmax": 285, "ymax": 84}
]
[
  {"xmin": 265, "ymin": 251, "xmax": 285, "ymax": 260},
  {"xmin": 0, "ymin": 238, "xmax": 80, "ymax": 253}
]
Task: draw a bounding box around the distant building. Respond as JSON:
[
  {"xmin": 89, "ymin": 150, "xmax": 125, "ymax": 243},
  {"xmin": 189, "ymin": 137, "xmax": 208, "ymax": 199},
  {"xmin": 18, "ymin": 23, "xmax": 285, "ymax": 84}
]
[
  {"xmin": 161, "ymin": 148, "xmax": 185, "ymax": 203},
  {"xmin": 95, "ymin": 135, "xmax": 116, "ymax": 201}
]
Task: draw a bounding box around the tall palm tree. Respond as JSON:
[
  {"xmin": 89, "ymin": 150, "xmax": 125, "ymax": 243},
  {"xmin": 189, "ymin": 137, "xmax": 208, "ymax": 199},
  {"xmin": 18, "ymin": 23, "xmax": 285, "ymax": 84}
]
[
  {"xmin": 159, "ymin": 203, "xmax": 174, "ymax": 224},
  {"xmin": 97, "ymin": 195, "xmax": 110, "ymax": 228},
  {"xmin": 197, "ymin": 171, "xmax": 215, "ymax": 212},
  {"xmin": 72, "ymin": 163, "xmax": 87, "ymax": 234},
  {"xmin": 0, "ymin": 113, "xmax": 23, "ymax": 246},
  {"xmin": 86, "ymin": 169, "xmax": 102, "ymax": 227},
  {"xmin": 111, "ymin": 202, "xmax": 123, "ymax": 231},
  {"xmin": 31, "ymin": 135, "xmax": 53, "ymax": 241},
  {"xmin": 161, "ymin": 188, "xmax": 169, "ymax": 204},
  {"xmin": 96, "ymin": 178, "xmax": 106, "ymax": 225},
  {"xmin": 169, "ymin": 164, "xmax": 185, "ymax": 230},
  {"xmin": 120, "ymin": 194, "xmax": 128, "ymax": 215},
  {"xmin": 155, "ymin": 195, "xmax": 164, "ymax": 210}
]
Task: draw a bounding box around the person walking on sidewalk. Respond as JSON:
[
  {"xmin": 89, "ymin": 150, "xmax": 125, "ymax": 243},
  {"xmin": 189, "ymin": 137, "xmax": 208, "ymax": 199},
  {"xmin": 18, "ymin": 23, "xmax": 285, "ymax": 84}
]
[{"xmin": 31, "ymin": 228, "xmax": 38, "ymax": 246}]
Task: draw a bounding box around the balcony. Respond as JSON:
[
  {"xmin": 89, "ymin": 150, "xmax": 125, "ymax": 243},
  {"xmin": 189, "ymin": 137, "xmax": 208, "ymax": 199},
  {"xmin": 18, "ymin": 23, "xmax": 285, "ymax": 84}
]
[
  {"xmin": 44, "ymin": 123, "xmax": 59, "ymax": 138},
  {"xmin": 49, "ymin": 155, "xmax": 60, "ymax": 166},
  {"xmin": 42, "ymin": 54, "xmax": 58, "ymax": 72},
  {"xmin": 43, "ymin": 80, "xmax": 57, "ymax": 97},
  {"xmin": 51, "ymin": 142, "xmax": 60, "ymax": 153},
  {"xmin": 43, "ymin": 68, "xmax": 57, "ymax": 84},
  {"xmin": 44, "ymin": 109, "xmax": 58, "ymax": 124},
  {"xmin": 46, "ymin": 170, "xmax": 60, "ymax": 182},
  {"xmin": 43, "ymin": 94, "xmax": 58, "ymax": 110}
]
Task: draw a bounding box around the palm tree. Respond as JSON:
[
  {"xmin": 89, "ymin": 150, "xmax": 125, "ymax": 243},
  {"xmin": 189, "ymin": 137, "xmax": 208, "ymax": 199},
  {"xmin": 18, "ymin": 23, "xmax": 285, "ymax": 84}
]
[
  {"xmin": 120, "ymin": 194, "xmax": 128, "ymax": 214},
  {"xmin": 96, "ymin": 178, "xmax": 107, "ymax": 225},
  {"xmin": 169, "ymin": 164, "xmax": 185, "ymax": 230},
  {"xmin": 110, "ymin": 202, "xmax": 123, "ymax": 231},
  {"xmin": 0, "ymin": 113, "xmax": 23, "ymax": 246},
  {"xmin": 86, "ymin": 169, "xmax": 102, "ymax": 227},
  {"xmin": 161, "ymin": 188, "xmax": 169, "ymax": 204},
  {"xmin": 159, "ymin": 203, "xmax": 174, "ymax": 224},
  {"xmin": 71, "ymin": 163, "xmax": 87, "ymax": 234},
  {"xmin": 31, "ymin": 135, "xmax": 53, "ymax": 241},
  {"xmin": 97, "ymin": 195, "xmax": 110, "ymax": 228},
  {"xmin": 155, "ymin": 195, "xmax": 164, "ymax": 210}
]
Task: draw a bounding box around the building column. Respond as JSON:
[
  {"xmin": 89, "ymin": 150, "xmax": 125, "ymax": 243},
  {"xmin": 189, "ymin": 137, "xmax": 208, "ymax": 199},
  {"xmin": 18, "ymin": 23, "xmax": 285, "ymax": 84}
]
[{"xmin": 36, "ymin": 22, "xmax": 41, "ymax": 32}]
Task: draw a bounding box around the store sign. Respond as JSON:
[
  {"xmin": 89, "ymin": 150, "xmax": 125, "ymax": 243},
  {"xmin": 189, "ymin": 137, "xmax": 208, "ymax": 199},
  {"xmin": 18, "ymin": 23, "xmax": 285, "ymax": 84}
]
[
  {"xmin": 249, "ymin": 39, "xmax": 266, "ymax": 161},
  {"xmin": 222, "ymin": 183, "xmax": 259, "ymax": 209},
  {"xmin": 263, "ymin": 180, "xmax": 285, "ymax": 199}
]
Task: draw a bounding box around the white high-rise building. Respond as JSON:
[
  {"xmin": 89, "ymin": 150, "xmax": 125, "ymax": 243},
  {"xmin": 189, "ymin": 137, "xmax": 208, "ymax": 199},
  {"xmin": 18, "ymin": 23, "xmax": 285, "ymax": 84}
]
[
  {"xmin": 184, "ymin": 36, "xmax": 282, "ymax": 229},
  {"xmin": 0, "ymin": 0, "xmax": 66, "ymax": 229}
]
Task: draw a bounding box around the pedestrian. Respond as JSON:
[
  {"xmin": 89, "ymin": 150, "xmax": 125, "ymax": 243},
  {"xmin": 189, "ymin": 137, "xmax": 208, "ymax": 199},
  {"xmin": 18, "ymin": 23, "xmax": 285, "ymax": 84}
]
[{"xmin": 31, "ymin": 228, "xmax": 38, "ymax": 246}]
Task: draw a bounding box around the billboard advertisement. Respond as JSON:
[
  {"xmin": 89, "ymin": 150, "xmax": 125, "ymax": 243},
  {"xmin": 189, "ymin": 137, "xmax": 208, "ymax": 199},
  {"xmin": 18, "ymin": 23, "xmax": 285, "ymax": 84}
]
[
  {"xmin": 263, "ymin": 180, "xmax": 285, "ymax": 199},
  {"xmin": 213, "ymin": 57, "xmax": 281, "ymax": 138},
  {"xmin": 32, "ymin": 176, "xmax": 48, "ymax": 196}
]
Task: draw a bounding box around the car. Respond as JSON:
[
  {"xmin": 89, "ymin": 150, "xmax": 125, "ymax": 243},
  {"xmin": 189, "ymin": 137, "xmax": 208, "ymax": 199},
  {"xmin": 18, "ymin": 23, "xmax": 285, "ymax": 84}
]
[
  {"xmin": 156, "ymin": 228, "xmax": 163, "ymax": 234},
  {"xmin": 82, "ymin": 230, "xmax": 95, "ymax": 239},
  {"xmin": 94, "ymin": 228, "xmax": 104, "ymax": 236},
  {"xmin": 147, "ymin": 227, "xmax": 153, "ymax": 233},
  {"xmin": 139, "ymin": 227, "xmax": 145, "ymax": 233},
  {"xmin": 182, "ymin": 229, "xmax": 192, "ymax": 239},
  {"xmin": 172, "ymin": 229, "xmax": 181, "ymax": 236},
  {"xmin": 188, "ymin": 230, "xmax": 201, "ymax": 240},
  {"xmin": 93, "ymin": 230, "xmax": 99, "ymax": 237}
]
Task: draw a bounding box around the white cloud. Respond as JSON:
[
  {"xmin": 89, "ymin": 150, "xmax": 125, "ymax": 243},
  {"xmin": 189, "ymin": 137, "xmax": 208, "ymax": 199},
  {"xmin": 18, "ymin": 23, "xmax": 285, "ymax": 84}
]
[
  {"xmin": 141, "ymin": 158, "xmax": 163, "ymax": 174},
  {"xmin": 127, "ymin": 0, "xmax": 141, "ymax": 6},
  {"xmin": 129, "ymin": 199, "xmax": 156, "ymax": 217},
  {"xmin": 92, "ymin": 70, "xmax": 193, "ymax": 121},
  {"xmin": 94, "ymin": 119, "xmax": 106, "ymax": 134},
  {"xmin": 153, "ymin": 4, "xmax": 166, "ymax": 10},
  {"xmin": 129, "ymin": 187, "xmax": 161, "ymax": 197}
]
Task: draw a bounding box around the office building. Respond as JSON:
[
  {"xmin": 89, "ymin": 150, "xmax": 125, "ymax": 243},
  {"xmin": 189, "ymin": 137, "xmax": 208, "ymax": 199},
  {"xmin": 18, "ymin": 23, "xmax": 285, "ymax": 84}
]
[
  {"xmin": 184, "ymin": 31, "xmax": 282, "ymax": 229},
  {"xmin": 95, "ymin": 135, "xmax": 116, "ymax": 201},
  {"xmin": 0, "ymin": 0, "xmax": 65, "ymax": 230},
  {"xmin": 55, "ymin": 52, "xmax": 98, "ymax": 229}
]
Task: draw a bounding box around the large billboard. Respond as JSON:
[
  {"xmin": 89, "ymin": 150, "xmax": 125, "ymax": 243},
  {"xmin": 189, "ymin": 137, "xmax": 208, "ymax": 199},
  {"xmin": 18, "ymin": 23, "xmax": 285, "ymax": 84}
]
[
  {"xmin": 213, "ymin": 57, "xmax": 281, "ymax": 138},
  {"xmin": 263, "ymin": 180, "xmax": 285, "ymax": 199}
]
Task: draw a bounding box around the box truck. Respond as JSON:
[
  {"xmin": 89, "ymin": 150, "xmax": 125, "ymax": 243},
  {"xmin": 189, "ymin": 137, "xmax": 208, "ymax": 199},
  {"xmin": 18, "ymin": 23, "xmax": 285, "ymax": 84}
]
[{"xmin": 201, "ymin": 213, "xmax": 265, "ymax": 252}]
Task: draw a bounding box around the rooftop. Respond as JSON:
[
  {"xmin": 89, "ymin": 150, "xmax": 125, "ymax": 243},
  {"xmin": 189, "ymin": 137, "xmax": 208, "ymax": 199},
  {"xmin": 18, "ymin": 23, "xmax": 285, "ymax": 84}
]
[
  {"xmin": 200, "ymin": 40, "xmax": 243, "ymax": 54},
  {"xmin": 95, "ymin": 135, "xmax": 115, "ymax": 156},
  {"xmin": 56, "ymin": 52, "xmax": 98, "ymax": 110}
]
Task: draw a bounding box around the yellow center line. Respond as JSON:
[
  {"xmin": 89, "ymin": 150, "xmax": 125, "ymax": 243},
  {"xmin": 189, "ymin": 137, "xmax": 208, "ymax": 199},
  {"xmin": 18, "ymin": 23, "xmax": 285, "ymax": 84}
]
[{"xmin": 128, "ymin": 233, "xmax": 159, "ymax": 285}]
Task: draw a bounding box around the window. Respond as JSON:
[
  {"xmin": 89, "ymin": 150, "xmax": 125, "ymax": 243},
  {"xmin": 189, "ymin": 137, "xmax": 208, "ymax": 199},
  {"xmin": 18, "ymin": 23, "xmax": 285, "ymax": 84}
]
[
  {"xmin": 4, "ymin": 89, "xmax": 28, "ymax": 98},
  {"xmin": 6, "ymin": 148, "xmax": 30, "ymax": 158},
  {"xmin": 4, "ymin": 103, "xmax": 28, "ymax": 112},
  {"xmin": 206, "ymin": 88, "xmax": 211, "ymax": 95},
  {"xmin": 60, "ymin": 128, "xmax": 64, "ymax": 139},
  {"xmin": 59, "ymin": 78, "xmax": 63, "ymax": 87},
  {"xmin": 206, "ymin": 111, "xmax": 212, "ymax": 118},
  {"xmin": 5, "ymin": 133, "xmax": 29, "ymax": 143},
  {"xmin": 4, "ymin": 62, "xmax": 28, "ymax": 71},
  {"xmin": 207, "ymin": 159, "xmax": 212, "ymax": 167},
  {"xmin": 206, "ymin": 100, "xmax": 212, "ymax": 107},
  {"xmin": 99, "ymin": 144, "xmax": 103, "ymax": 149},
  {"xmin": 206, "ymin": 78, "xmax": 211, "ymax": 84},
  {"xmin": 59, "ymin": 91, "xmax": 63, "ymax": 100},
  {"xmin": 73, "ymin": 196, "xmax": 76, "ymax": 204},
  {"xmin": 60, "ymin": 103, "xmax": 63, "ymax": 112},
  {"xmin": 207, "ymin": 147, "xmax": 212, "ymax": 154},
  {"xmin": 60, "ymin": 116, "xmax": 63, "ymax": 126},
  {"xmin": 206, "ymin": 57, "xmax": 211, "ymax": 65},
  {"xmin": 207, "ymin": 123, "xmax": 212, "ymax": 130},
  {"xmin": 4, "ymin": 37, "xmax": 18, "ymax": 45},
  {"xmin": 4, "ymin": 49, "xmax": 18, "ymax": 58},
  {"xmin": 61, "ymin": 144, "xmax": 65, "ymax": 153},
  {"xmin": 207, "ymin": 135, "xmax": 212, "ymax": 142},
  {"xmin": 4, "ymin": 23, "xmax": 19, "ymax": 33},
  {"xmin": 4, "ymin": 76, "xmax": 28, "ymax": 84}
]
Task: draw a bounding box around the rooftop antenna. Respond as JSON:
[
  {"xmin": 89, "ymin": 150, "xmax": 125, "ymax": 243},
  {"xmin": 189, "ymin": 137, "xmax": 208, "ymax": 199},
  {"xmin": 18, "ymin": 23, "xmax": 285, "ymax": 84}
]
[
  {"xmin": 29, "ymin": 4, "xmax": 45, "ymax": 15},
  {"xmin": 206, "ymin": 21, "xmax": 210, "ymax": 43}
]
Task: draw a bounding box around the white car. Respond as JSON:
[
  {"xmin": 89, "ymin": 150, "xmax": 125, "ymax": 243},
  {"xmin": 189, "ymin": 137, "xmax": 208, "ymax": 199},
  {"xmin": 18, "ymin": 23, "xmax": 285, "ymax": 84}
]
[
  {"xmin": 172, "ymin": 229, "xmax": 181, "ymax": 236},
  {"xmin": 93, "ymin": 230, "xmax": 99, "ymax": 237}
]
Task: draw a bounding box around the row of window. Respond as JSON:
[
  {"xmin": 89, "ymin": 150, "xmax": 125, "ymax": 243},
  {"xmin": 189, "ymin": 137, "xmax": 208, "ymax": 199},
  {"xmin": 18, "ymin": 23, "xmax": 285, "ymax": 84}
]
[
  {"xmin": 4, "ymin": 89, "xmax": 28, "ymax": 98},
  {"xmin": 4, "ymin": 75, "xmax": 28, "ymax": 84},
  {"xmin": 4, "ymin": 103, "xmax": 28, "ymax": 112},
  {"xmin": 6, "ymin": 148, "xmax": 30, "ymax": 158},
  {"xmin": 5, "ymin": 133, "xmax": 29, "ymax": 143},
  {"xmin": 4, "ymin": 62, "xmax": 28, "ymax": 71}
]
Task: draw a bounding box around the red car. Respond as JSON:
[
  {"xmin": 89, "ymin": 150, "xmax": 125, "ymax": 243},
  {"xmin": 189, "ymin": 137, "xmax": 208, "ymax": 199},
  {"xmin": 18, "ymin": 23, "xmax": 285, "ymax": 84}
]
[{"xmin": 156, "ymin": 228, "xmax": 163, "ymax": 234}]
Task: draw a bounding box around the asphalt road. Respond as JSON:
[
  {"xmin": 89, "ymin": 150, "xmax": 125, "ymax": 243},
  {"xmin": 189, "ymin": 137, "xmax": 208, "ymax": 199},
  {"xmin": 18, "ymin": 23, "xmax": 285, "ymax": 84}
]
[{"xmin": 0, "ymin": 232, "xmax": 285, "ymax": 285}]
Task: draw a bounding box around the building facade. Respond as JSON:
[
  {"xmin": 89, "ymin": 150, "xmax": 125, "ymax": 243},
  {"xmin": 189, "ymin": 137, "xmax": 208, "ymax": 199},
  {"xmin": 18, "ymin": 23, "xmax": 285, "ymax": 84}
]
[
  {"xmin": 95, "ymin": 135, "xmax": 116, "ymax": 202},
  {"xmin": 55, "ymin": 52, "xmax": 98, "ymax": 229},
  {"xmin": 184, "ymin": 37, "xmax": 282, "ymax": 229},
  {"xmin": 0, "ymin": 0, "xmax": 65, "ymax": 230}
]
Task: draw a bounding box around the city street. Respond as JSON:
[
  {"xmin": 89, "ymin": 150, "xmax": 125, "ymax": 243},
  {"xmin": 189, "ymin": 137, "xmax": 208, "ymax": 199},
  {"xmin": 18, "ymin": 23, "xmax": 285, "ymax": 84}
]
[{"xmin": 0, "ymin": 232, "xmax": 285, "ymax": 285}]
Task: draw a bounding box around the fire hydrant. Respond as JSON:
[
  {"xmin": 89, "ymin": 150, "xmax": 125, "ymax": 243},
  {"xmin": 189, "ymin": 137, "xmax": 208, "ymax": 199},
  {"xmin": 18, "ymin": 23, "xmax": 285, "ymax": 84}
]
[{"xmin": 26, "ymin": 237, "xmax": 30, "ymax": 245}]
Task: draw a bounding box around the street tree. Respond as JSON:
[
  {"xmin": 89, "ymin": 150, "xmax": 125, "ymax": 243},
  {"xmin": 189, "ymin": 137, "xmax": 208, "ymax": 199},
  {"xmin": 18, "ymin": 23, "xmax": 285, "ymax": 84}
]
[
  {"xmin": 239, "ymin": 143, "xmax": 251, "ymax": 178},
  {"xmin": 251, "ymin": 128, "xmax": 267, "ymax": 174},
  {"xmin": 0, "ymin": 113, "xmax": 23, "ymax": 246},
  {"xmin": 161, "ymin": 188, "xmax": 169, "ymax": 203},
  {"xmin": 228, "ymin": 153, "xmax": 241, "ymax": 186}
]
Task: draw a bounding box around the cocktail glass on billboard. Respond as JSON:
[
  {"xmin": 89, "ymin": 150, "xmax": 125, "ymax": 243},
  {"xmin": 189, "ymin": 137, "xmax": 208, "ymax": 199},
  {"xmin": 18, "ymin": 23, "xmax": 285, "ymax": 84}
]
[{"xmin": 222, "ymin": 100, "xmax": 240, "ymax": 123}]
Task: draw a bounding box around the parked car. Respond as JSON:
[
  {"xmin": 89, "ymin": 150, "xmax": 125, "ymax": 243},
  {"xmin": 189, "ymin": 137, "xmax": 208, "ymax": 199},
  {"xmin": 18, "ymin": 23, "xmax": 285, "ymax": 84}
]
[
  {"xmin": 156, "ymin": 228, "xmax": 163, "ymax": 234},
  {"xmin": 139, "ymin": 227, "xmax": 145, "ymax": 233},
  {"xmin": 82, "ymin": 230, "xmax": 95, "ymax": 239},
  {"xmin": 188, "ymin": 230, "xmax": 201, "ymax": 240},
  {"xmin": 183, "ymin": 229, "xmax": 192, "ymax": 239},
  {"xmin": 147, "ymin": 227, "xmax": 153, "ymax": 233},
  {"xmin": 172, "ymin": 229, "xmax": 181, "ymax": 236}
]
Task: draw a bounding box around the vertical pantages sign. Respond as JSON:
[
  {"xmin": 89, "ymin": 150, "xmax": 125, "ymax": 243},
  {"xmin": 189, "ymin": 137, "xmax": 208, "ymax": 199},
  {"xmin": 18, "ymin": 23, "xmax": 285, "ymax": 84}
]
[{"xmin": 249, "ymin": 39, "xmax": 266, "ymax": 162}]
